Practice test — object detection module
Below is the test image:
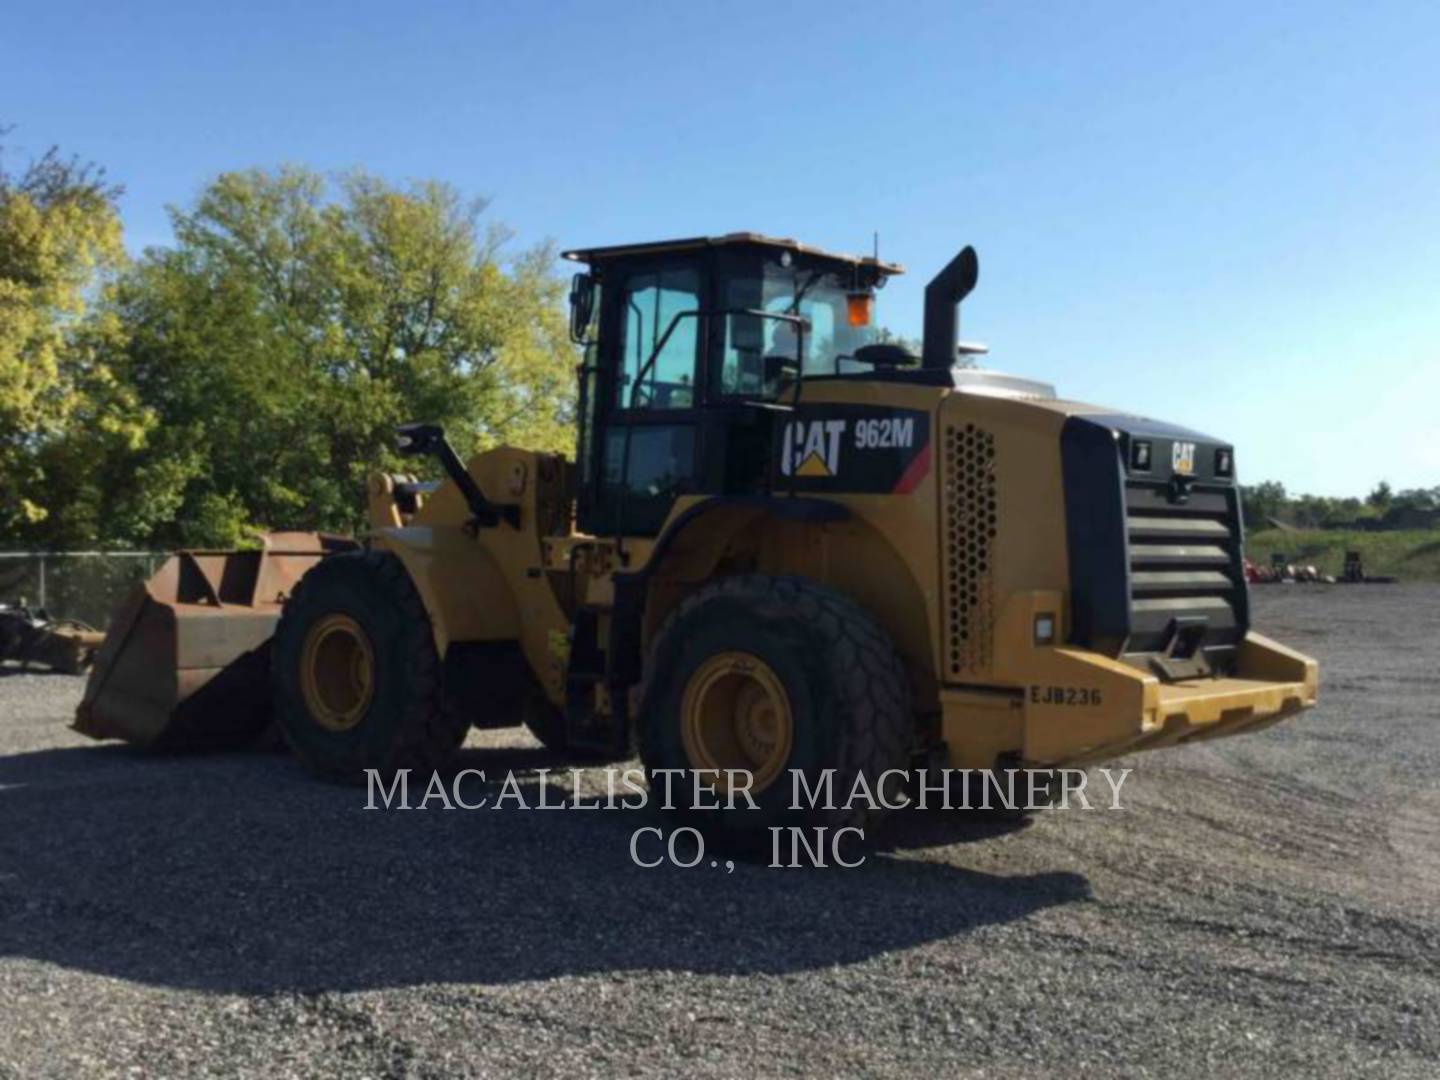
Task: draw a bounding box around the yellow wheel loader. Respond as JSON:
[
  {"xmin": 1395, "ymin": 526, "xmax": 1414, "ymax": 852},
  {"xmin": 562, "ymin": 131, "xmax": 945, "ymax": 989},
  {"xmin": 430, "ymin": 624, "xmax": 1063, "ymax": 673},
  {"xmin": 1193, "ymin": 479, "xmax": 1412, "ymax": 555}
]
[{"xmin": 77, "ymin": 234, "xmax": 1317, "ymax": 835}]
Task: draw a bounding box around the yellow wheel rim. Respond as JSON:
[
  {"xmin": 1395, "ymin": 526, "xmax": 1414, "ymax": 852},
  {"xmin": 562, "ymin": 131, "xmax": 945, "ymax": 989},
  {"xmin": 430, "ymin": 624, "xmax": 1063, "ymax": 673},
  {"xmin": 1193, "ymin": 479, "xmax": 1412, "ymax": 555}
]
[
  {"xmin": 680, "ymin": 651, "xmax": 793, "ymax": 795},
  {"xmin": 299, "ymin": 614, "xmax": 375, "ymax": 732}
]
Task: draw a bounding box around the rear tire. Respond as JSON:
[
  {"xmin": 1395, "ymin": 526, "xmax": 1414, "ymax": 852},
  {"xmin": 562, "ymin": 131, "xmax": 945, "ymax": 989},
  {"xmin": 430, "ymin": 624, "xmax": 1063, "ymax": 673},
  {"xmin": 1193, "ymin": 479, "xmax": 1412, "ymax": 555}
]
[
  {"xmin": 271, "ymin": 550, "xmax": 469, "ymax": 781},
  {"xmin": 638, "ymin": 575, "xmax": 913, "ymax": 842}
]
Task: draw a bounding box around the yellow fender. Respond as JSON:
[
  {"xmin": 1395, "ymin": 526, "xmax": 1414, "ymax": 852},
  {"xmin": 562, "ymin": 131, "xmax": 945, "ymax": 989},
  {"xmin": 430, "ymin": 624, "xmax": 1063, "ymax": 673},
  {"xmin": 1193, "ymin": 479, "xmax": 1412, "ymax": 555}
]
[{"xmin": 372, "ymin": 526, "xmax": 520, "ymax": 655}]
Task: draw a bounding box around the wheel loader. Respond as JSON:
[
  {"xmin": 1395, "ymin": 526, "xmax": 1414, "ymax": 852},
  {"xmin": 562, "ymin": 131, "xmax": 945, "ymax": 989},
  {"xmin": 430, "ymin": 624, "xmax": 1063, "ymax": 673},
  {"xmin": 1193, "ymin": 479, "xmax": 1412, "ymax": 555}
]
[{"xmin": 76, "ymin": 233, "xmax": 1318, "ymax": 835}]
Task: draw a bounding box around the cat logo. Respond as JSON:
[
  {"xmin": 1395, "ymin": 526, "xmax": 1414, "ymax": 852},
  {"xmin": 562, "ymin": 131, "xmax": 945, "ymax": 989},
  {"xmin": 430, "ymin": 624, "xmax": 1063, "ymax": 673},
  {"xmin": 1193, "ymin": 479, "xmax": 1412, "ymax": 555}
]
[
  {"xmin": 780, "ymin": 419, "xmax": 846, "ymax": 477},
  {"xmin": 1171, "ymin": 441, "xmax": 1196, "ymax": 476}
]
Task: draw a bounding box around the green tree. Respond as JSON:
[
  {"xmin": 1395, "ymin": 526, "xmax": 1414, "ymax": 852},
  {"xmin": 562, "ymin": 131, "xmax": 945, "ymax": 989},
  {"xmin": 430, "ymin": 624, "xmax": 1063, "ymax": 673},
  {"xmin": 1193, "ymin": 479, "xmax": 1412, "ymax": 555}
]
[
  {"xmin": 1391, "ymin": 486, "xmax": 1439, "ymax": 513},
  {"xmin": 108, "ymin": 167, "xmax": 576, "ymax": 546},
  {"xmin": 1289, "ymin": 493, "xmax": 1361, "ymax": 529},
  {"xmin": 1241, "ymin": 480, "xmax": 1288, "ymax": 527},
  {"xmin": 0, "ymin": 134, "xmax": 150, "ymax": 544},
  {"xmin": 1366, "ymin": 481, "xmax": 1393, "ymax": 512}
]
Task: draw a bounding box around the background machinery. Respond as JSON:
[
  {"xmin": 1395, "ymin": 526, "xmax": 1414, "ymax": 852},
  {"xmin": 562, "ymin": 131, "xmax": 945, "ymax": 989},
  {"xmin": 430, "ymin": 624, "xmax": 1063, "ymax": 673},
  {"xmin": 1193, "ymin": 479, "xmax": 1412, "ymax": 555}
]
[
  {"xmin": 0, "ymin": 603, "xmax": 103, "ymax": 675},
  {"xmin": 77, "ymin": 233, "xmax": 1318, "ymax": 836}
]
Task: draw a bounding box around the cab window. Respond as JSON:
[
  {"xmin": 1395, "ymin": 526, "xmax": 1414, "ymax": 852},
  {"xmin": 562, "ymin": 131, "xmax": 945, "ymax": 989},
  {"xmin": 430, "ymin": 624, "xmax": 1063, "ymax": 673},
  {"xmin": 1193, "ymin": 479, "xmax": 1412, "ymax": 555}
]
[
  {"xmin": 716, "ymin": 256, "xmax": 876, "ymax": 399},
  {"xmin": 616, "ymin": 266, "xmax": 700, "ymax": 410}
]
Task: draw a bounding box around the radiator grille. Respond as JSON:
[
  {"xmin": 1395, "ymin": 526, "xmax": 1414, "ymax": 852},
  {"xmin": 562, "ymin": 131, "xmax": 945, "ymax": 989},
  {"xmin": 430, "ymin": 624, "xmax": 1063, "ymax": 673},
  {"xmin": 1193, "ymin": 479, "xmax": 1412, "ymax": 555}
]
[
  {"xmin": 942, "ymin": 423, "xmax": 996, "ymax": 677},
  {"xmin": 1123, "ymin": 481, "xmax": 1246, "ymax": 656}
]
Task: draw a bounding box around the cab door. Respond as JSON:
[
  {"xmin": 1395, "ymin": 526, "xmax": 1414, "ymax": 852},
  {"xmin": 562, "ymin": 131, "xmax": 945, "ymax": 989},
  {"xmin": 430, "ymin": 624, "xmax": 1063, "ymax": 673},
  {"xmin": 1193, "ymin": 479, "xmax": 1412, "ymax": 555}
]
[{"xmin": 580, "ymin": 258, "xmax": 706, "ymax": 537}]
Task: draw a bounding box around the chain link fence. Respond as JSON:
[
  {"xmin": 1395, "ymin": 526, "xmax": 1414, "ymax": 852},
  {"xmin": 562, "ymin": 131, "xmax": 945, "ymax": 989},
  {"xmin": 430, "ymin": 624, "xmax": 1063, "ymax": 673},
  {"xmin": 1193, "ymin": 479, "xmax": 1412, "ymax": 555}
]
[{"xmin": 0, "ymin": 552, "xmax": 167, "ymax": 630}]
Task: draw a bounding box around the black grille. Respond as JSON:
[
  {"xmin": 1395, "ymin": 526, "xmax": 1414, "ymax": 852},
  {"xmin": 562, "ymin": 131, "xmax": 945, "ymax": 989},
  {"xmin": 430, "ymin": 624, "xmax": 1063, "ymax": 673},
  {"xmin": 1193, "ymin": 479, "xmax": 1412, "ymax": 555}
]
[
  {"xmin": 1123, "ymin": 480, "xmax": 1248, "ymax": 658},
  {"xmin": 1061, "ymin": 413, "xmax": 1250, "ymax": 669}
]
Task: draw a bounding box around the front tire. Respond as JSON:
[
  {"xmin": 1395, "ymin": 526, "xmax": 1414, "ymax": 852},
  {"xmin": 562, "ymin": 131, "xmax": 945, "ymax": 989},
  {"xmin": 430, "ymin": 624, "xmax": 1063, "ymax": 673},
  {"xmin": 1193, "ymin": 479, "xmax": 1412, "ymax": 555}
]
[
  {"xmin": 272, "ymin": 550, "xmax": 469, "ymax": 780},
  {"xmin": 638, "ymin": 575, "xmax": 912, "ymax": 841}
]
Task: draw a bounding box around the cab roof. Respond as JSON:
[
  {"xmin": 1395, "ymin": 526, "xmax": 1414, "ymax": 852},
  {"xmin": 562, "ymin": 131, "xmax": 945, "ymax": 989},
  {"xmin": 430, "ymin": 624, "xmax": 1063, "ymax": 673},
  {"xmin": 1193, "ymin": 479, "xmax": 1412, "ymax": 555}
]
[{"xmin": 561, "ymin": 232, "xmax": 905, "ymax": 275}]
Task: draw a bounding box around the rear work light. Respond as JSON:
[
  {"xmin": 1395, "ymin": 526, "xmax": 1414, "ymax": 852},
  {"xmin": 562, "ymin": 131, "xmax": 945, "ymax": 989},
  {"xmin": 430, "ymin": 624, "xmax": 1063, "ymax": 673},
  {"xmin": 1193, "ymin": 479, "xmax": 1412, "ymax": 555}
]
[{"xmin": 1131, "ymin": 439, "xmax": 1152, "ymax": 471}]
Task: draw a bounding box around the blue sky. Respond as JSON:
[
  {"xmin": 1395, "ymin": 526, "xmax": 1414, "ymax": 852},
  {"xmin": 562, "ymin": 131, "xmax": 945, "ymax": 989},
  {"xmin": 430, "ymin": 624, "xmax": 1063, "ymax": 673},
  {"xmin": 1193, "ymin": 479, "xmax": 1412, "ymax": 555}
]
[{"xmin": 4, "ymin": 0, "xmax": 1436, "ymax": 495}]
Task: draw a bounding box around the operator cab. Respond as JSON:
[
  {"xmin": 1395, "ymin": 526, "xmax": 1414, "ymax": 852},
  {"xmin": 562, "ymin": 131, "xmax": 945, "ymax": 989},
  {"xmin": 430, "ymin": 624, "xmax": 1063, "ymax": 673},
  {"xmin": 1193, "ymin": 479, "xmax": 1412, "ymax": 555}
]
[{"xmin": 562, "ymin": 233, "xmax": 904, "ymax": 537}]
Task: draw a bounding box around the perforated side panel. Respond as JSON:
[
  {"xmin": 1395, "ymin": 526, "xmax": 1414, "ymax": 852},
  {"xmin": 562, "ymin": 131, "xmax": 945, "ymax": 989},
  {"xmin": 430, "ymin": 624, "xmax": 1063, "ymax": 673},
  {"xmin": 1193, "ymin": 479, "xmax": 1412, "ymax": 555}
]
[{"xmin": 942, "ymin": 423, "xmax": 997, "ymax": 677}]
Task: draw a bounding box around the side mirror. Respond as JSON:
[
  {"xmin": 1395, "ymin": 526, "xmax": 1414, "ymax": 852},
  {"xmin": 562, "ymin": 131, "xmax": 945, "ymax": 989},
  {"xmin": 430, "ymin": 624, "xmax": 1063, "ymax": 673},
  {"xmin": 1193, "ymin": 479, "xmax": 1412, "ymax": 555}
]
[{"xmin": 568, "ymin": 272, "xmax": 596, "ymax": 344}]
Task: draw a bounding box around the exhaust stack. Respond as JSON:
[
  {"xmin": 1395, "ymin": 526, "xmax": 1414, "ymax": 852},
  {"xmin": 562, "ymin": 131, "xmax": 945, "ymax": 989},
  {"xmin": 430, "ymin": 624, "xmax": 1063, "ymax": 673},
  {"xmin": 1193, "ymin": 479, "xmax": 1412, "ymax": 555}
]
[{"xmin": 922, "ymin": 246, "xmax": 980, "ymax": 369}]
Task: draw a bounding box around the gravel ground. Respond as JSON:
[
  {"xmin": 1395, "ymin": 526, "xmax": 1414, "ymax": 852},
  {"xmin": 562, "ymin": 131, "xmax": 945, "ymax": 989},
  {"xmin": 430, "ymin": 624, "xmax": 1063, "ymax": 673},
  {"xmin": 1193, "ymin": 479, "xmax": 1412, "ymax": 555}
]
[{"xmin": 1, "ymin": 585, "xmax": 1437, "ymax": 1078}]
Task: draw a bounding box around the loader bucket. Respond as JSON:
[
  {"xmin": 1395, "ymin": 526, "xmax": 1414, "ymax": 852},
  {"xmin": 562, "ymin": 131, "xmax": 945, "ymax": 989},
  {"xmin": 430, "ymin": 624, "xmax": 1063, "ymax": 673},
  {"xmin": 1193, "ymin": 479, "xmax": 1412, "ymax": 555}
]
[{"xmin": 73, "ymin": 533, "xmax": 356, "ymax": 751}]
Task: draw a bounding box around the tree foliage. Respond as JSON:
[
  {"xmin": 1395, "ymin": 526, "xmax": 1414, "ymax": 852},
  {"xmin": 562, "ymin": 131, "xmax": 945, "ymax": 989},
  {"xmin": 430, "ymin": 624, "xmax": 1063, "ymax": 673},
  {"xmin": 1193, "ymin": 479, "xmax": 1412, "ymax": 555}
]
[
  {"xmin": 120, "ymin": 167, "xmax": 575, "ymax": 546},
  {"xmin": 3, "ymin": 158, "xmax": 577, "ymax": 549},
  {"xmin": 1242, "ymin": 480, "xmax": 1439, "ymax": 530},
  {"xmin": 1240, "ymin": 480, "xmax": 1290, "ymax": 528},
  {"xmin": 0, "ymin": 135, "xmax": 147, "ymax": 541}
]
